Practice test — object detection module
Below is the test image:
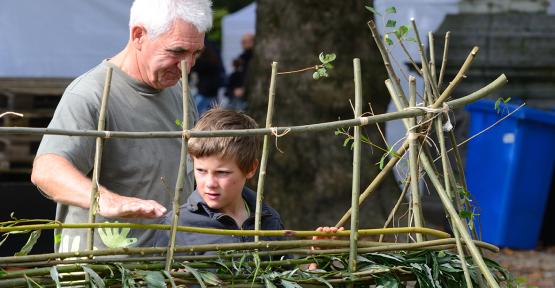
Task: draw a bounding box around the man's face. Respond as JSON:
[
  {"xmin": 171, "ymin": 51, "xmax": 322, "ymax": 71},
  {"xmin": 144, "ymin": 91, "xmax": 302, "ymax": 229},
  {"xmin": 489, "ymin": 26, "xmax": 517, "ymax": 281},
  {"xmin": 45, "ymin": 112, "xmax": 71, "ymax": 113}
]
[
  {"xmin": 136, "ymin": 19, "xmax": 205, "ymax": 89},
  {"xmin": 193, "ymin": 155, "xmax": 256, "ymax": 215}
]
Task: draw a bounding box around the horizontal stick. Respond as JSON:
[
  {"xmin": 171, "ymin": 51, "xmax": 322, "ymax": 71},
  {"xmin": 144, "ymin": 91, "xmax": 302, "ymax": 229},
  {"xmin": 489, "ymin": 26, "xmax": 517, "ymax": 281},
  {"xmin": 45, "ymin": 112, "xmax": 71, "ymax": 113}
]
[
  {"xmin": 0, "ymin": 222, "xmax": 450, "ymax": 238},
  {"xmin": 4, "ymin": 238, "xmax": 500, "ymax": 268},
  {"xmin": 0, "ymin": 74, "xmax": 506, "ymax": 139}
]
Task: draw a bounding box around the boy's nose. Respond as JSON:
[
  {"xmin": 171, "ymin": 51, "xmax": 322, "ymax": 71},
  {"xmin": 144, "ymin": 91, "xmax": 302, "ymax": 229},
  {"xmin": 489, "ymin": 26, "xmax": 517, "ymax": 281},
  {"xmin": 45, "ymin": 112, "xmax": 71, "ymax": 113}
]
[{"xmin": 205, "ymin": 174, "xmax": 218, "ymax": 188}]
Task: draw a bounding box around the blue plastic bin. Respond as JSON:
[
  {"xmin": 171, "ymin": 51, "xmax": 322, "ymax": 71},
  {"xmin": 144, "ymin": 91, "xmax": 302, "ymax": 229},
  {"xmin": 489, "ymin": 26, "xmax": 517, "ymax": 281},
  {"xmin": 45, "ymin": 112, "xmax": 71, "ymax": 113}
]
[{"xmin": 465, "ymin": 99, "xmax": 555, "ymax": 249}]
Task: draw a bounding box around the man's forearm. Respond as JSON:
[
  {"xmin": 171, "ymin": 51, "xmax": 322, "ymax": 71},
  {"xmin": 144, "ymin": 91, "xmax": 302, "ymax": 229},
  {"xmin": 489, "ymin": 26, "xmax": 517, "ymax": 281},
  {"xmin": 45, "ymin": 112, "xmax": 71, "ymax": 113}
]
[
  {"xmin": 31, "ymin": 153, "xmax": 97, "ymax": 209},
  {"xmin": 31, "ymin": 153, "xmax": 167, "ymax": 219}
]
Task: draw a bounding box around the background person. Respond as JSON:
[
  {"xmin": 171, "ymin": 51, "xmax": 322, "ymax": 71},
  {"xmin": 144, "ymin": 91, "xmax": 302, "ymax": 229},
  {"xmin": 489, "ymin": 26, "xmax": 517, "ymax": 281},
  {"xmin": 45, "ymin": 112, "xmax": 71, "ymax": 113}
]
[
  {"xmin": 191, "ymin": 39, "xmax": 226, "ymax": 115},
  {"xmin": 31, "ymin": 0, "xmax": 213, "ymax": 253}
]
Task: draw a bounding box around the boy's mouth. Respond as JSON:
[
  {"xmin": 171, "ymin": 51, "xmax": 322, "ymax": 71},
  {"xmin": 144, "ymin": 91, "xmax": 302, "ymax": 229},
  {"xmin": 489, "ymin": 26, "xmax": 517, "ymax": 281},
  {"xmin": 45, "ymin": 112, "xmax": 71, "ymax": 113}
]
[{"xmin": 205, "ymin": 192, "xmax": 220, "ymax": 200}]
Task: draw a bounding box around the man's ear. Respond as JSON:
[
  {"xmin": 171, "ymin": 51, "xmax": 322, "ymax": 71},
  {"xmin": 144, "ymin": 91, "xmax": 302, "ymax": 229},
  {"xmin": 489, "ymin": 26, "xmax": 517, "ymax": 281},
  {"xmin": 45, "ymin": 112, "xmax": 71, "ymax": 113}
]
[
  {"xmin": 245, "ymin": 159, "xmax": 259, "ymax": 179},
  {"xmin": 131, "ymin": 25, "xmax": 147, "ymax": 50}
]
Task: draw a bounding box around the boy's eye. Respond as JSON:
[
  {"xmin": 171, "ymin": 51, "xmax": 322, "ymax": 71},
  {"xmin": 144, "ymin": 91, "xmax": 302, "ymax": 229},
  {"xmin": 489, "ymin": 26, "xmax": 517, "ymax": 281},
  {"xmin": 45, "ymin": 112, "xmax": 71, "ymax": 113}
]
[
  {"xmin": 216, "ymin": 171, "xmax": 231, "ymax": 176},
  {"xmin": 196, "ymin": 168, "xmax": 207, "ymax": 174}
]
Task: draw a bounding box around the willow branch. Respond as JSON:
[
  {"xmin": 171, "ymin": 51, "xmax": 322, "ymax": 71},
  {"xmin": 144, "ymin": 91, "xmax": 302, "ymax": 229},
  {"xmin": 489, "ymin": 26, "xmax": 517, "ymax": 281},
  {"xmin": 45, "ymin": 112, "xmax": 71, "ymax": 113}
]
[
  {"xmin": 379, "ymin": 174, "xmax": 410, "ymax": 242},
  {"xmin": 419, "ymin": 143, "xmax": 500, "ymax": 287},
  {"xmin": 408, "ymin": 76, "xmax": 424, "ymax": 242},
  {"xmin": 433, "ymin": 46, "xmax": 480, "ymax": 109},
  {"xmin": 438, "ymin": 31, "xmax": 450, "ymax": 88},
  {"xmin": 165, "ymin": 60, "xmax": 191, "ymax": 271},
  {"xmin": 0, "ymin": 76, "xmax": 506, "ymax": 141},
  {"xmin": 276, "ymin": 64, "xmax": 321, "ymax": 75},
  {"xmin": 336, "ymin": 74, "xmax": 507, "ymax": 228},
  {"xmin": 255, "ymin": 61, "xmax": 278, "ymax": 242},
  {"xmin": 87, "ymin": 67, "xmax": 113, "ymax": 251},
  {"xmin": 348, "ymin": 58, "xmax": 363, "ymax": 273}
]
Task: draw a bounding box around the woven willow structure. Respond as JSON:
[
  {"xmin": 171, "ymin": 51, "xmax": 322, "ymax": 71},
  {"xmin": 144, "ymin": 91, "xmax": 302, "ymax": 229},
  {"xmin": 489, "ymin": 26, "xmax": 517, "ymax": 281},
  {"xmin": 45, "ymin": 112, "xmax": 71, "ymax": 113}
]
[{"xmin": 0, "ymin": 19, "xmax": 513, "ymax": 287}]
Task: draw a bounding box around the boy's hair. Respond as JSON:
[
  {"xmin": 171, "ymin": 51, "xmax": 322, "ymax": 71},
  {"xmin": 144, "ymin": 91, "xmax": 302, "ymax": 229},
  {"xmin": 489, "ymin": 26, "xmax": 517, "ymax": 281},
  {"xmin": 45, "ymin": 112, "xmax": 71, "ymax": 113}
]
[{"xmin": 188, "ymin": 108, "xmax": 260, "ymax": 174}]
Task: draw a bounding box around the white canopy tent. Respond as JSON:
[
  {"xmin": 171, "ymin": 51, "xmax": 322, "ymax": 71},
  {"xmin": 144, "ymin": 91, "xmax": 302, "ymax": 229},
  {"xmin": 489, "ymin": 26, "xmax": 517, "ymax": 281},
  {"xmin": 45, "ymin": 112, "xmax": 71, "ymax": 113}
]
[{"xmin": 0, "ymin": 0, "xmax": 132, "ymax": 78}]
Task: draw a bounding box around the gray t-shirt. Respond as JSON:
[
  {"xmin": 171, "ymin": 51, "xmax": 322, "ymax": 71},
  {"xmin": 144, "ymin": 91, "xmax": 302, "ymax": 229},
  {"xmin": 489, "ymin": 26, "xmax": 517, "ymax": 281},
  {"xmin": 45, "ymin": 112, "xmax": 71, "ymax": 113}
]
[{"xmin": 36, "ymin": 60, "xmax": 197, "ymax": 252}]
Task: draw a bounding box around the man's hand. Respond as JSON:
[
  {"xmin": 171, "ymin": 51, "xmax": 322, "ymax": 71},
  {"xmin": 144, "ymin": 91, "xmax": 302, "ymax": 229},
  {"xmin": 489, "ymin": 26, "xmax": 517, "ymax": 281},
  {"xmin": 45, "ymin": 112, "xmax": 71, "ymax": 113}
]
[
  {"xmin": 308, "ymin": 226, "xmax": 345, "ymax": 270},
  {"xmin": 98, "ymin": 191, "xmax": 167, "ymax": 219}
]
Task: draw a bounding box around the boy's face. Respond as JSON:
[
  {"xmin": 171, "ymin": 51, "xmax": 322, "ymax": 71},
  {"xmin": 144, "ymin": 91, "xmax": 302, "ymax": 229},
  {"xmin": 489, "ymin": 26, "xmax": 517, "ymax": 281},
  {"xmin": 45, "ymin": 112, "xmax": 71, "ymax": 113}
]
[{"xmin": 193, "ymin": 155, "xmax": 257, "ymax": 214}]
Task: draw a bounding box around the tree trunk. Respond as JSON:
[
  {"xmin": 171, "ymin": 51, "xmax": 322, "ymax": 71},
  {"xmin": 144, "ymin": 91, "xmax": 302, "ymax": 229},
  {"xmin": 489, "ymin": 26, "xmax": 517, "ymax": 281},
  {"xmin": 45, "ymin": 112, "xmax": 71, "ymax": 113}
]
[{"xmin": 245, "ymin": 1, "xmax": 401, "ymax": 230}]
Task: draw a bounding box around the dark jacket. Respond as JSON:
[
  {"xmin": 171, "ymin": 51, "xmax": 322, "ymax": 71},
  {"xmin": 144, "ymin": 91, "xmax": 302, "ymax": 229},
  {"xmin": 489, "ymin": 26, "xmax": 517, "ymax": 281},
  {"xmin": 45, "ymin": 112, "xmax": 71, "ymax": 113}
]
[{"xmin": 153, "ymin": 187, "xmax": 285, "ymax": 253}]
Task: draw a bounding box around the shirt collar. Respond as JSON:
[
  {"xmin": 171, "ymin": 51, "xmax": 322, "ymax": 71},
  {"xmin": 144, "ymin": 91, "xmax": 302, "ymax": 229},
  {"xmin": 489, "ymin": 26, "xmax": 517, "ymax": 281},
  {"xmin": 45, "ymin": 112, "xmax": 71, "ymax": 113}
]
[{"xmin": 185, "ymin": 187, "xmax": 273, "ymax": 218}]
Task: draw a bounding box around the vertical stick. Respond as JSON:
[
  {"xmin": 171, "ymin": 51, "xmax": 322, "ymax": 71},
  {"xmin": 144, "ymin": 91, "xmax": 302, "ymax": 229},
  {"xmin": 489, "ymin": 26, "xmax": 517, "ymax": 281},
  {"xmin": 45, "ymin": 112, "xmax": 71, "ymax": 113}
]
[
  {"xmin": 87, "ymin": 67, "xmax": 113, "ymax": 251},
  {"xmin": 411, "ymin": 18, "xmax": 440, "ymax": 101},
  {"xmin": 448, "ymin": 130, "xmax": 481, "ymax": 241},
  {"xmin": 428, "ymin": 32, "xmax": 436, "ymax": 84},
  {"xmin": 419, "ymin": 150, "xmax": 499, "ymax": 288},
  {"xmin": 254, "ymin": 62, "xmax": 278, "ymax": 242},
  {"xmin": 367, "ymin": 21, "xmax": 408, "ymax": 105},
  {"xmin": 435, "ymin": 116, "xmax": 473, "ymax": 287},
  {"xmin": 348, "ymin": 58, "xmax": 362, "ymax": 274},
  {"xmin": 438, "ymin": 32, "xmax": 451, "ymax": 89},
  {"xmin": 165, "ymin": 60, "xmax": 190, "ymax": 271},
  {"xmin": 408, "ymin": 76, "xmax": 424, "ymax": 242}
]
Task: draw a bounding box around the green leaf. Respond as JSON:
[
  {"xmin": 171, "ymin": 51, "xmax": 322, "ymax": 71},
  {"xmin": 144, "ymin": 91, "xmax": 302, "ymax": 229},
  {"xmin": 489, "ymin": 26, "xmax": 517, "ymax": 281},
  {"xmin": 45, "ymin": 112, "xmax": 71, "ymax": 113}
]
[
  {"xmin": 317, "ymin": 68, "xmax": 327, "ymax": 77},
  {"xmin": 98, "ymin": 222, "xmax": 138, "ymax": 248},
  {"xmin": 385, "ymin": 6, "xmax": 397, "ymax": 14},
  {"xmin": 264, "ymin": 278, "xmax": 278, "ymax": 288},
  {"xmin": 343, "ymin": 137, "xmax": 352, "ymax": 147},
  {"xmin": 364, "ymin": 6, "xmax": 382, "ymax": 16},
  {"xmin": 312, "ymin": 72, "xmax": 320, "ymax": 80},
  {"xmin": 49, "ymin": 267, "xmax": 61, "ymax": 288},
  {"xmin": 24, "ymin": 275, "xmax": 42, "ymax": 288},
  {"xmin": 15, "ymin": 230, "xmax": 41, "ymax": 256},
  {"xmin": 83, "ymin": 266, "xmax": 106, "ymax": 288},
  {"xmin": 144, "ymin": 271, "xmax": 167, "ymax": 288},
  {"xmin": 53, "ymin": 232, "xmax": 62, "ymax": 245},
  {"xmin": 0, "ymin": 268, "xmax": 6, "ymax": 277},
  {"xmin": 323, "ymin": 53, "xmax": 336, "ymax": 63},
  {"xmin": 459, "ymin": 210, "xmax": 473, "ymax": 219},
  {"xmin": 376, "ymin": 274, "xmax": 400, "ymax": 288},
  {"xmin": 386, "ymin": 19, "xmax": 397, "ymax": 28},
  {"xmin": 162, "ymin": 270, "xmax": 177, "ymax": 288},
  {"xmin": 175, "ymin": 119, "xmax": 183, "ymax": 128},
  {"xmin": 318, "ymin": 52, "xmax": 325, "ymax": 63},
  {"xmin": 384, "ymin": 34, "xmax": 394, "ymax": 46},
  {"xmin": 183, "ymin": 265, "xmax": 207, "ymax": 288},
  {"xmin": 398, "ymin": 25, "xmax": 410, "ymax": 37},
  {"xmin": 281, "ymin": 279, "xmax": 303, "ymax": 288},
  {"xmin": 200, "ymin": 271, "xmax": 222, "ymax": 286},
  {"xmin": 324, "ymin": 63, "xmax": 333, "ymax": 69}
]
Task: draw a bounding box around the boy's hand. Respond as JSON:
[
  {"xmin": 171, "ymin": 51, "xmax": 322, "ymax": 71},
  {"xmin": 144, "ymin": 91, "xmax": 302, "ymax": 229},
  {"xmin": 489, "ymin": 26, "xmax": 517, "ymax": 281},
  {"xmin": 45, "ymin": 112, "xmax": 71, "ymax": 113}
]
[{"xmin": 308, "ymin": 226, "xmax": 345, "ymax": 270}]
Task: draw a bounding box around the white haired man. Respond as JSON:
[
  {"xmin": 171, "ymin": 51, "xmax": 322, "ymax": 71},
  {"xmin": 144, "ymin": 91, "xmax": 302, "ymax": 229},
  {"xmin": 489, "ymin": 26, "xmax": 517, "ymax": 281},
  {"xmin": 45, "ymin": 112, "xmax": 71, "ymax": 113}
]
[{"xmin": 31, "ymin": 0, "xmax": 212, "ymax": 253}]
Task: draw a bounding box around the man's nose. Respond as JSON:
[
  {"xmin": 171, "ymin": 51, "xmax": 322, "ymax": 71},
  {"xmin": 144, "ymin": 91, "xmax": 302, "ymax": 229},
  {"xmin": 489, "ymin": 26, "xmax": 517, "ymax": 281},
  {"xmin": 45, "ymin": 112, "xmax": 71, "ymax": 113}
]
[{"xmin": 179, "ymin": 57, "xmax": 195, "ymax": 73}]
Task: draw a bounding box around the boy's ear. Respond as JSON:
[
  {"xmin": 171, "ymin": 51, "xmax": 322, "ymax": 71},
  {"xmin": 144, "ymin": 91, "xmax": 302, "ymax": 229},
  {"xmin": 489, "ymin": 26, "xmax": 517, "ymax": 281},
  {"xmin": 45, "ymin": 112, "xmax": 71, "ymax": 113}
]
[{"xmin": 245, "ymin": 159, "xmax": 259, "ymax": 179}]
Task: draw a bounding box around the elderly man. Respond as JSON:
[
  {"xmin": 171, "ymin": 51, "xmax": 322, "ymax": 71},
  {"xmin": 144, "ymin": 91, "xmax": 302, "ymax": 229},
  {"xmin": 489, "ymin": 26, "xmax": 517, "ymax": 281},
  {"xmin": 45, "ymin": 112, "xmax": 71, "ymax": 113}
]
[{"xmin": 31, "ymin": 0, "xmax": 212, "ymax": 252}]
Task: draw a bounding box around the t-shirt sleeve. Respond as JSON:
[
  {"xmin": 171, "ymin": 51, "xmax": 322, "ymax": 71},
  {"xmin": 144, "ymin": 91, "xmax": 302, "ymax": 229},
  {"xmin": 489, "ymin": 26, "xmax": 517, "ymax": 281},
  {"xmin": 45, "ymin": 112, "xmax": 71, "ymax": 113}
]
[{"xmin": 36, "ymin": 90, "xmax": 99, "ymax": 175}]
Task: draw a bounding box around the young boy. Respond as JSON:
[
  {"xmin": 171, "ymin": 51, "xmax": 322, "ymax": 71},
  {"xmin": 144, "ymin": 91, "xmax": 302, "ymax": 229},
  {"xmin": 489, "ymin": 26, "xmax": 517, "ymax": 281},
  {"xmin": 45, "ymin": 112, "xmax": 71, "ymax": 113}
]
[{"xmin": 153, "ymin": 108, "xmax": 284, "ymax": 249}]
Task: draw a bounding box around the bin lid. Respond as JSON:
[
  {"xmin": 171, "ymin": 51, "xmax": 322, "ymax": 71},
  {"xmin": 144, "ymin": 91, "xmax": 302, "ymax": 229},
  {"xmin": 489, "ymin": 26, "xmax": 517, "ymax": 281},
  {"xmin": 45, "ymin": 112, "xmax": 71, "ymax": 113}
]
[{"xmin": 465, "ymin": 99, "xmax": 555, "ymax": 127}]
